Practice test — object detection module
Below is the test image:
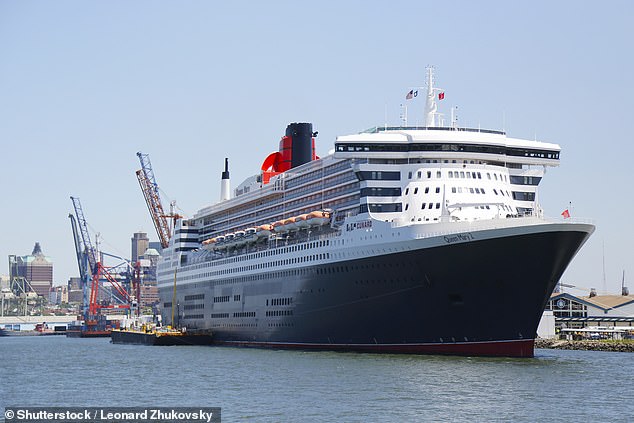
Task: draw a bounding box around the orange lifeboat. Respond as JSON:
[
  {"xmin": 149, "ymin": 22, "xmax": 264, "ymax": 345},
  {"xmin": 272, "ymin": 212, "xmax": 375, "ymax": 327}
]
[
  {"xmin": 257, "ymin": 224, "xmax": 273, "ymax": 239},
  {"xmin": 272, "ymin": 220, "xmax": 287, "ymax": 233},
  {"xmin": 283, "ymin": 217, "xmax": 297, "ymax": 231},
  {"xmin": 306, "ymin": 210, "xmax": 331, "ymax": 227}
]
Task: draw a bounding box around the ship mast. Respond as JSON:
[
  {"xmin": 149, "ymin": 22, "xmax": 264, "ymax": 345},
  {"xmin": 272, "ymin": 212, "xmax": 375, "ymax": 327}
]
[{"xmin": 424, "ymin": 67, "xmax": 443, "ymax": 127}]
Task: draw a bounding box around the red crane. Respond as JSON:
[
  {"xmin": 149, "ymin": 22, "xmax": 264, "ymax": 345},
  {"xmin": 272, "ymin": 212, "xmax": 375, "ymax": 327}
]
[{"xmin": 136, "ymin": 152, "xmax": 181, "ymax": 248}]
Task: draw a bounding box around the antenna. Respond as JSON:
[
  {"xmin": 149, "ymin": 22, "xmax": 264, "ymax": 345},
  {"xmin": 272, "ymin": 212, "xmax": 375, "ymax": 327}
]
[
  {"xmin": 384, "ymin": 103, "xmax": 388, "ymax": 130},
  {"xmin": 602, "ymin": 240, "xmax": 607, "ymax": 294},
  {"xmin": 399, "ymin": 103, "xmax": 408, "ymax": 126}
]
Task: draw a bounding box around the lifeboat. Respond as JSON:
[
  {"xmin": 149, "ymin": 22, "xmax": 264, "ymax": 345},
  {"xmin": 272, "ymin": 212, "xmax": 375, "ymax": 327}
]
[
  {"xmin": 306, "ymin": 210, "xmax": 332, "ymax": 227},
  {"xmin": 244, "ymin": 227, "xmax": 258, "ymax": 244},
  {"xmin": 272, "ymin": 220, "xmax": 287, "ymax": 233},
  {"xmin": 201, "ymin": 238, "xmax": 215, "ymax": 250},
  {"xmin": 283, "ymin": 217, "xmax": 297, "ymax": 231},
  {"xmin": 224, "ymin": 233, "xmax": 236, "ymax": 249},
  {"xmin": 294, "ymin": 214, "xmax": 310, "ymax": 229},
  {"xmin": 213, "ymin": 235, "xmax": 226, "ymax": 251},
  {"xmin": 234, "ymin": 230, "xmax": 247, "ymax": 247},
  {"xmin": 256, "ymin": 224, "xmax": 273, "ymax": 239}
]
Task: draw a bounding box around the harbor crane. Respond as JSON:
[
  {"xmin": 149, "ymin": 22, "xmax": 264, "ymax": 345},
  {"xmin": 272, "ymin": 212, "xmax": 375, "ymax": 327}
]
[
  {"xmin": 136, "ymin": 152, "xmax": 181, "ymax": 248},
  {"xmin": 69, "ymin": 196, "xmax": 132, "ymax": 334}
]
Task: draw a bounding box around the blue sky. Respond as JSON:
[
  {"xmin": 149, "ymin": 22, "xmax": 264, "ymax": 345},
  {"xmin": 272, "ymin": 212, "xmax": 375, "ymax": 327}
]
[{"xmin": 1, "ymin": 1, "xmax": 632, "ymax": 295}]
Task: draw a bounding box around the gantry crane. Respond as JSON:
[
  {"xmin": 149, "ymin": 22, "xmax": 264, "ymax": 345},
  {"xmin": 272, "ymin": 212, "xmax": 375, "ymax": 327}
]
[{"xmin": 136, "ymin": 152, "xmax": 181, "ymax": 248}]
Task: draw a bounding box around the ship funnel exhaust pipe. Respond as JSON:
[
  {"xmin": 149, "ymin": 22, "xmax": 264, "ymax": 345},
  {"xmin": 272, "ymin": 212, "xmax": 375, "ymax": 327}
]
[{"xmin": 220, "ymin": 158, "xmax": 231, "ymax": 201}]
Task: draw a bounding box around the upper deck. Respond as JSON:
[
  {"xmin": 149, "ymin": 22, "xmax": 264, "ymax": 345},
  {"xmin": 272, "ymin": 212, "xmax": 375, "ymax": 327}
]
[{"xmin": 335, "ymin": 126, "xmax": 560, "ymax": 166}]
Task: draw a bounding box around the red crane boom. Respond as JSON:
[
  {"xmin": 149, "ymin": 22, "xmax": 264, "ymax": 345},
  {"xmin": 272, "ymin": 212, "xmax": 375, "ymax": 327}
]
[{"xmin": 136, "ymin": 152, "xmax": 177, "ymax": 249}]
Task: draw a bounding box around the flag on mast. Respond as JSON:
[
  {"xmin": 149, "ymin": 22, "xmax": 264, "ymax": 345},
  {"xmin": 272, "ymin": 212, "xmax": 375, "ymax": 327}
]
[
  {"xmin": 406, "ymin": 89, "xmax": 418, "ymax": 100},
  {"xmin": 561, "ymin": 209, "xmax": 571, "ymax": 219},
  {"xmin": 438, "ymin": 92, "xmax": 445, "ymax": 100}
]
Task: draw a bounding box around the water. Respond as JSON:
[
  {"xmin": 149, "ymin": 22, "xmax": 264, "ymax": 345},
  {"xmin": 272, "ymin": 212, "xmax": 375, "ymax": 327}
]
[{"xmin": 1, "ymin": 337, "xmax": 633, "ymax": 422}]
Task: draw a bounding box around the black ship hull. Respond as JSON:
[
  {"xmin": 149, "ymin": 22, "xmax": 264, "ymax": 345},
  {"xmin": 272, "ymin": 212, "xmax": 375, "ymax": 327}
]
[{"xmin": 161, "ymin": 225, "xmax": 591, "ymax": 357}]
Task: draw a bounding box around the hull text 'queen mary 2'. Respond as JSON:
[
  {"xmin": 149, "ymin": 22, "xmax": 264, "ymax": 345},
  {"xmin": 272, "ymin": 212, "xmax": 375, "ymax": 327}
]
[{"xmin": 157, "ymin": 69, "xmax": 594, "ymax": 357}]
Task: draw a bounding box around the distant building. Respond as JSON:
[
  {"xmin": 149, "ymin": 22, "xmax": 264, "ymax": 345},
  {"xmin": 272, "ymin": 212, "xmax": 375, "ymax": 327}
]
[
  {"xmin": 9, "ymin": 242, "xmax": 53, "ymax": 297},
  {"xmin": 49, "ymin": 285, "xmax": 69, "ymax": 305},
  {"xmin": 148, "ymin": 241, "xmax": 163, "ymax": 255},
  {"xmin": 138, "ymin": 247, "xmax": 159, "ymax": 307},
  {"xmin": 0, "ymin": 275, "xmax": 9, "ymax": 291},
  {"xmin": 67, "ymin": 277, "xmax": 83, "ymax": 304},
  {"xmin": 140, "ymin": 284, "xmax": 159, "ymax": 307},
  {"xmin": 131, "ymin": 232, "xmax": 150, "ymax": 263}
]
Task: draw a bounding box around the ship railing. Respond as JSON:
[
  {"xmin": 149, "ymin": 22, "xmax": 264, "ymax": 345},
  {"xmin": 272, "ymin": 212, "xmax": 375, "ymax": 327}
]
[{"xmin": 364, "ymin": 126, "xmax": 506, "ymax": 136}]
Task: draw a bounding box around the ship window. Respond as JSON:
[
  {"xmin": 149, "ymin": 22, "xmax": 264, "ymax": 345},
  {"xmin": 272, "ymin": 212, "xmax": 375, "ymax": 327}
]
[
  {"xmin": 460, "ymin": 171, "xmax": 465, "ymax": 178},
  {"xmin": 417, "ymin": 171, "xmax": 422, "ymax": 178},
  {"xmin": 475, "ymin": 188, "xmax": 481, "ymax": 194},
  {"xmin": 477, "ymin": 172, "xmax": 482, "ymax": 179},
  {"xmin": 449, "ymin": 171, "xmax": 454, "ymax": 178},
  {"xmin": 435, "ymin": 187, "xmax": 440, "ymax": 193},
  {"xmin": 425, "ymin": 187, "xmax": 429, "ymax": 194},
  {"xmin": 427, "ymin": 171, "xmax": 431, "ymax": 178},
  {"xmin": 467, "ymin": 172, "xmax": 471, "ymax": 179},
  {"xmin": 487, "ymin": 173, "xmax": 491, "ymax": 180},
  {"xmin": 421, "ymin": 203, "xmax": 426, "ymax": 209},
  {"xmin": 481, "ymin": 188, "xmax": 486, "ymax": 194},
  {"xmin": 408, "ymin": 171, "xmax": 412, "ymax": 179},
  {"xmin": 469, "ymin": 188, "xmax": 474, "ymax": 194},
  {"xmin": 436, "ymin": 171, "xmax": 441, "ymax": 178},
  {"xmin": 435, "ymin": 203, "xmax": 440, "ymax": 209},
  {"xmin": 405, "ymin": 204, "xmax": 409, "ymax": 211},
  {"xmin": 405, "ymin": 188, "xmax": 409, "ymax": 195},
  {"xmin": 414, "ymin": 187, "xmax": 418, "ymax": 194},
  {"xmin": 451, "ymin": 187, "xmax": 456, "ymax": 193},
  {"xmin": 428, "ymin": 203, "xmax": 433, "ymax": 209}
]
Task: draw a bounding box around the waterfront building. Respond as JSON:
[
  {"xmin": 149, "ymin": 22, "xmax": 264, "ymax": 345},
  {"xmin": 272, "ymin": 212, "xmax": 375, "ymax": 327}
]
[
  {"xmin": 544, "ymin": 292, "xmax": 634, "ymax": 339},
  {"xmin": 9, "ymin": 243, "xmax": 53, "ymax": 297}
]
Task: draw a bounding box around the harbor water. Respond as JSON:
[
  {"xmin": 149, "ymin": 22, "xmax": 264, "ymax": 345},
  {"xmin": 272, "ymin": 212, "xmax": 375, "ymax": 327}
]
[{"xmin": 1, "ymin": 336, "xmax": 633, "ymax": 422}]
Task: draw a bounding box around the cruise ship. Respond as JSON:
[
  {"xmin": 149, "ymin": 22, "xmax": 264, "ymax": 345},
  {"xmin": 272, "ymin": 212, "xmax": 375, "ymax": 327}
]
[{"xmin": 156, "ymin": 69, "xmax": 594, "ymax": 357}]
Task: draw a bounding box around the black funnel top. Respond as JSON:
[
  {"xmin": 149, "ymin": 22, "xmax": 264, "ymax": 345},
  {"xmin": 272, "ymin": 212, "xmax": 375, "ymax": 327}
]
[
  {"xmin": 286, "ymin": 122, "xmax": 313, "ymax": 169},
  {"xmin": 221, "ymin": 158, "xmax": 230, "ymax": 180}
]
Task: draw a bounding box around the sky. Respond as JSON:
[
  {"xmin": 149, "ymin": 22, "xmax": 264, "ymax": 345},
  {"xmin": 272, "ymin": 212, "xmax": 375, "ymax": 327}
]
[{"xmin": 0, "ymin": 1, "xmax": 632, "ymax": 296}]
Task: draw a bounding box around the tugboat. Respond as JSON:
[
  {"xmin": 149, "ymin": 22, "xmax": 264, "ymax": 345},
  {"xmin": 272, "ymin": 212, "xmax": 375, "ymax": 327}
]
[{"xmin": 110, "ymin": 316, "xmax": 213, "ymax": 346}]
